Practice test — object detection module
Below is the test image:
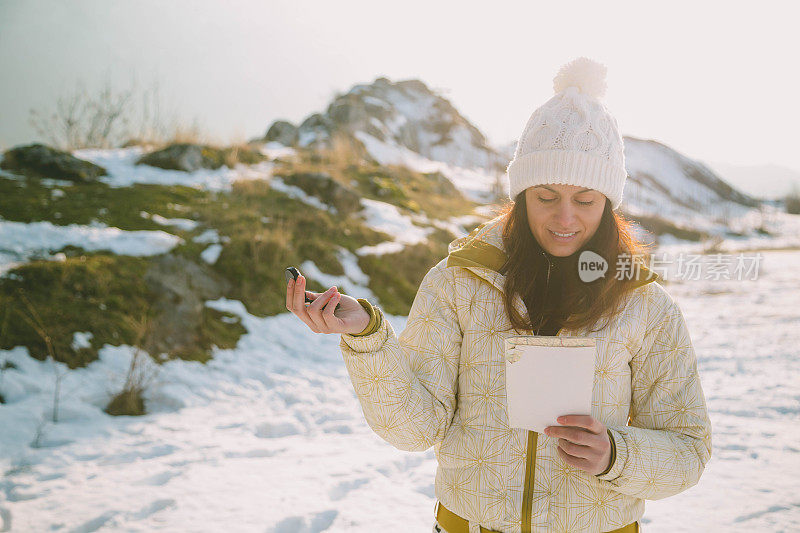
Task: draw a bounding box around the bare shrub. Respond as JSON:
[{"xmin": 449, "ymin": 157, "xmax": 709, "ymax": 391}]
[
  {"xmin": 28, "ymin": 77, "xmax": 208, "ymax": 150},
  {"xmin": 14, "ymin": 287, "xmax": 73, "ymax": 423},
  {"xmin": 105, "ymin": 310, "xmax": 160, "ymax": 416}
]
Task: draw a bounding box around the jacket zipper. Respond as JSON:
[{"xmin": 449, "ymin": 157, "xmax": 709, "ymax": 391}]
[{"xmin": 521, "ymin": 252, "xmax": 560, "ymax": 532}]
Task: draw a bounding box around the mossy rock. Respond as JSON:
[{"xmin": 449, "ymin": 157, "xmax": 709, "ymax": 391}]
[
  {"xmin": 263, "ymin": 120, "xmax": 298, "ymax": 145},
  {"xmin": 137, "ymin": 143, "xmax": 265, "ymax": 172},
  {"xmin": 1, "ymin": 143, "xmax": 107, "ymax": 182}
]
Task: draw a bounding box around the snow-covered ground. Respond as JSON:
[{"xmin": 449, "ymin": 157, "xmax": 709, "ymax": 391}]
[{"xmin": 1, "ymin": 248, "xmax": 798, "ymax": 532}]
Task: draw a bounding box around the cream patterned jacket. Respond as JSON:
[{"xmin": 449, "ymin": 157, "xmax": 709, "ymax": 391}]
[{"xmin": 339, "ymin": 215, "xmax": 712, "ymax": 532}]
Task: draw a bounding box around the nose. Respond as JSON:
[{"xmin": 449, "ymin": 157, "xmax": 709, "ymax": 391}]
[{"xmin": 553, "ymin": 202, "xmax": 578, "ymax": 227}]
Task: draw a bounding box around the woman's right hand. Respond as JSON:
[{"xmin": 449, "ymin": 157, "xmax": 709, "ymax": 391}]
[{"xmin": 286, "ymin": 274, "xmax": 371, "ymax": 335}]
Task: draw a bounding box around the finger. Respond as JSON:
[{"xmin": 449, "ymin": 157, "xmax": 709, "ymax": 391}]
[
  {"xmin": 321, "ymin": 291, "xmax": 342, "ymax": 329},
  {"xmin": 292, "ymin": 275, "xmax": 321, "ymax": 333},
  {"xmin": 557, "ymin": 438, "xmax": 594, "ymax": 460},
  {"xmin": 547, "ymin": 426, "xmax": 591, "ymax": 445},
  {"xmin": 556, "ymin": 446, "xmax": 592, "ymax": 470},
  {"xmin": 286, "ymin": 277, "xmax": 294, "ymax": 311},
  {"xmin": 306, "ymin": 286, "xmax": 337, "ymax": 331},
  {"xmin": 557, "ymin": 415, "xmax": 602, "ymax": 434}
]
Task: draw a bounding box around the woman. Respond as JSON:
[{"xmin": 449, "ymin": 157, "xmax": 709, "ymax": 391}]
[{"xmin": 287, "ymin": 57, "xmax": 712, "ymax": 532}]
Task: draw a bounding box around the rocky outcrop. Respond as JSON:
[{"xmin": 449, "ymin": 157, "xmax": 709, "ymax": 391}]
[
  {"xmin": 142, "ymin": 254, "xmax": 233, "ymax": 358},
  {"xmin": 263, "ymin": 120, "xmax": 299, "ymax": 146},
  {"xmin": 0, "ymin": 143, "xmax": 107, "ymax": 182},
  {"xmin": 259, "ymin": 76, "xmax": 508, "ymax": 173}
]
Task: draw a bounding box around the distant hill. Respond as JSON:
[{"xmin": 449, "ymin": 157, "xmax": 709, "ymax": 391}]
[{"xmin": 701, "ymin": 161, "xmax": 800, "ymax": 201}]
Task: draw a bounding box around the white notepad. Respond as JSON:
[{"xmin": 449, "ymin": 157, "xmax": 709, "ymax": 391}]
[{"xmin": 503, "ymin": 335, "xmax": 597, "ymax": 434}]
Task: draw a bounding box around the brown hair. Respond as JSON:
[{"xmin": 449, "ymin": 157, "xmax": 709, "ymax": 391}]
[{"xmin": 496, "ymin": 192, "xmax": 654, "ymax": 335}]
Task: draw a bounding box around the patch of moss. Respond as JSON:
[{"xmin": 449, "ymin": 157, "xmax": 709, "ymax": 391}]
[
  {"xmin": 0, "ymin": 175, "xmax": 210, "ymax": 232},
  {"xmin": 200, "ymin": 306, "xmax": 247, "ymax": 350},
  {"xmin": 0, "ymin": 253, "xmax": 156, "ymax": 368}
]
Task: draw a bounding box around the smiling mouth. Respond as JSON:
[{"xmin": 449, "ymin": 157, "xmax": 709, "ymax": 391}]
[{"xmin": 549, "ymin": 229, "xmax": 579, "ymax": 238}]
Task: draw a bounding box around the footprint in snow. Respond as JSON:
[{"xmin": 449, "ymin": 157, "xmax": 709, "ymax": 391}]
[
  {"xmin": 269, "ymin": 509, "xmax": 338, "ymax": 533},
  {"xmin": 328, "ymin": 478, "xmax": 370, "ymax": 501}
]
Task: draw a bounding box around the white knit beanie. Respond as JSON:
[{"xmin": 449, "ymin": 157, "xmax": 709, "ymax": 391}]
[{"xmin": 506, "ymin": 57, "xmax": 627, "ymax": 210}]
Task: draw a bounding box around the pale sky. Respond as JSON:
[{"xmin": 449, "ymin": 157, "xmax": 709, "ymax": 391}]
[{"xmin": 1, "ymin": 0, "xmax": 799, "ymax": 174}]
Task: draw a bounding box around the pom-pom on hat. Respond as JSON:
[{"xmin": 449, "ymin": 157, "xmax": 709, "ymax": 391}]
[{"xmin": 506, "ymin": 57, "xmax": 627, "ymax": 210}]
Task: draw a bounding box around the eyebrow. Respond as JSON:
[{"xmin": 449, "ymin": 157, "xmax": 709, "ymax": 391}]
[{"xmin": 534, "ymin": 185, "xmax": 594, "ymax": 194}]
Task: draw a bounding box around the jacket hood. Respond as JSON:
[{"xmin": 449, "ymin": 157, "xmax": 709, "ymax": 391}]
[{"xmin": 445, "ymin": 214, "xmax": 660, "ymax": 295}]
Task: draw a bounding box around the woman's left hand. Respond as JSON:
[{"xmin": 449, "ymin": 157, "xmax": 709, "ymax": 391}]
[{"xmin": 544, "ymin": 415, "xmax": 612, "ymax": 475}]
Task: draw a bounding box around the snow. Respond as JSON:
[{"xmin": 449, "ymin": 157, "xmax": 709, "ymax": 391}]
[
  {"xmin": 409, "ymin": 211, "xmax": 486, "ymax": 242},
  {"xmin": 259, "ymin": 142, "xmax": 297, "ymax": 160},
  {"xmin": 200, "ymin": 244, "xmax": 223, "ymax": 265},
  {"xmin": 1, "ymin": 250, "xmax": 798, "ymax": 532},
  {"xmin": 355, "ymin": 198, "xmax": 435, "ymax": 255},
  {"xmin": 354, "ymin": 131, "xmax": 499, "ymax": 203},
  {"xmin": 140, "ymin": 211, "xmax": 199, "ymax": 232},
  {"xmin": 73, "ymin": 147, "xmax": 275, "ymax": 191},
  {"xmin": 652, "ymin": 207, "xmax": 800, "ymax": 258},
  {"xmin": 0, "ymin": 218, "xmax": 184, "ymax": 277},
  {"xmin": 269, "ymin": 177, "xmax": 337, "ymax": 214},
  {"xmin": 298, "ymin": 248, "xmax": 377, "ymax": 302},
  {"xmin": 622, "ymin": 138, "xmax": 757, "ymax": 234},
  {"xmin": 192, "ymin": 228, "xmax": 226, "ymax": 245},
  {"xmin": 71, "ymin": 332, "xmax": 93, "ymax": 351}
]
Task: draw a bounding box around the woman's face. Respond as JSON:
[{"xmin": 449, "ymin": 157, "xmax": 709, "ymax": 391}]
[{"xmin": 525, "ymin": 184, "xmax": 606, "ymax": 257}]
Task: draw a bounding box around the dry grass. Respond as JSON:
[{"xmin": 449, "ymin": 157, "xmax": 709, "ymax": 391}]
[{"xmin": 104, "ymin": 310, "xmax": 159, "ymax": 416}]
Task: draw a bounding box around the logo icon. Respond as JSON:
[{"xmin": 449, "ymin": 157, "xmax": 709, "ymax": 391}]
[{"xmin": 578, "ymin": 251, "xmax": 608, "ymax": 282}]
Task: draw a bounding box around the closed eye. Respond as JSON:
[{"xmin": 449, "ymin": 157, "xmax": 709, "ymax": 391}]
[{"xmin": 538, "ymin": 196, "xmax": 594, "ymax": 206}]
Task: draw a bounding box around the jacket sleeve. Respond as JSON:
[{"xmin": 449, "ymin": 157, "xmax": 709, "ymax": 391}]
[
  {"xmin": 338, "ymin": 259, "xmax": 462, "ymax": 452},
  {"xmin": 596, "ymin": 285, "xmax": 713, "ymax": 500}
]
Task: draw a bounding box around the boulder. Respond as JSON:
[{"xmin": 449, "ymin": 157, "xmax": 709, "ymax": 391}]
[
  {"xmin": 136, "ymin": 143, "xmax": 265, "ymax": 172},
  {"xmin": 264, "ymin": 120, "xmax": 298, "ymax": 146},
  {"xmin": 0, "ymin": 143, "xmax": 107, "ymax": 182},
  {"xmin": 137, "ymin": 143, "xmax": 211, "ymax": 172},
  {"xmin": 142, "ymin": 254, "xmax": 232, "ymax": 358}
]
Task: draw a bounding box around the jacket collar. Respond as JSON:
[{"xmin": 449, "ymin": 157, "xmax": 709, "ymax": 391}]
[{"xmin": 445, "ymin": 214, "xmax": 660, "ymax": 333}]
